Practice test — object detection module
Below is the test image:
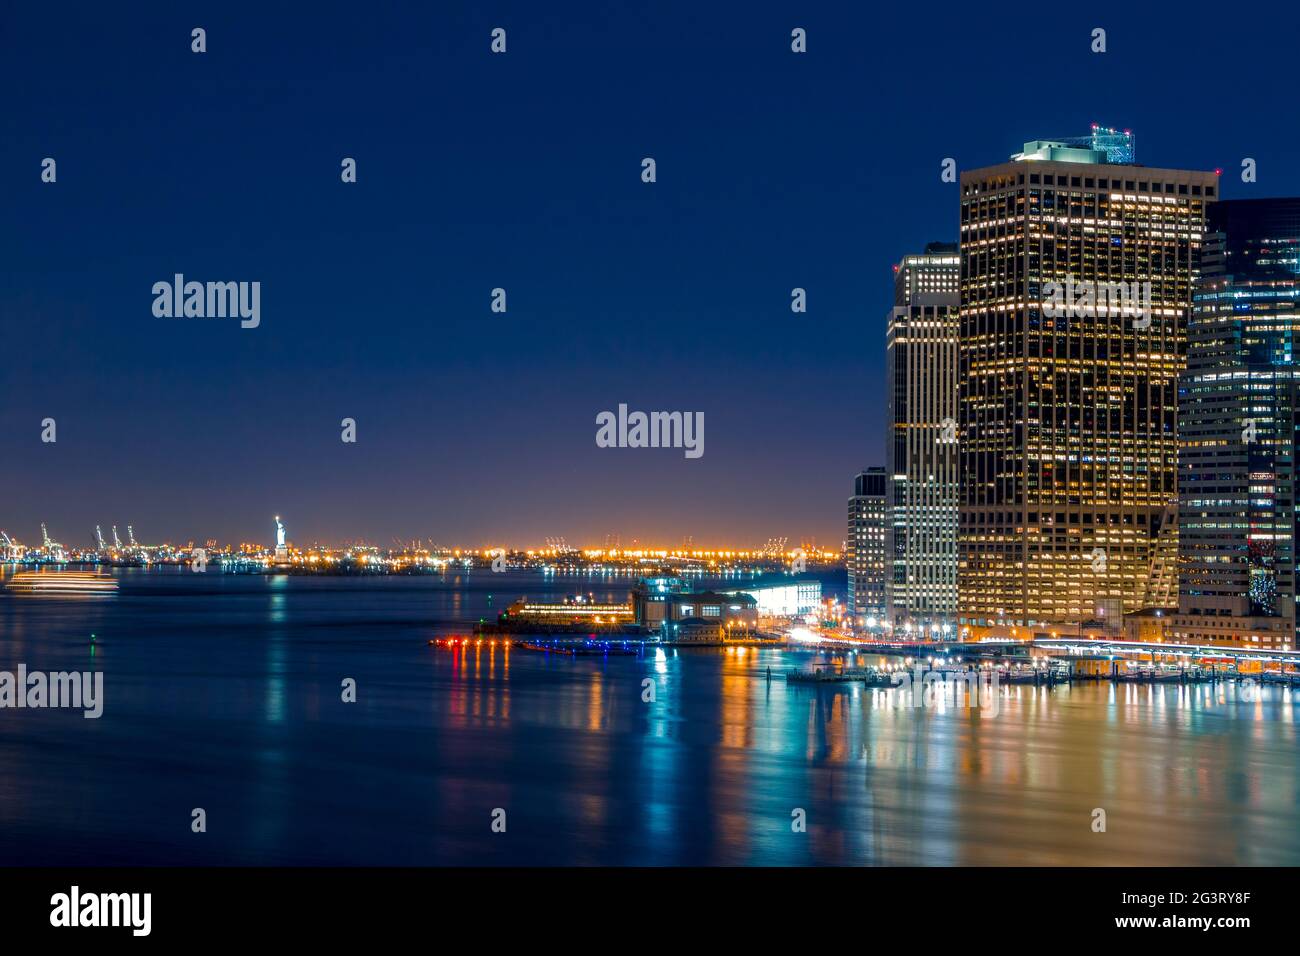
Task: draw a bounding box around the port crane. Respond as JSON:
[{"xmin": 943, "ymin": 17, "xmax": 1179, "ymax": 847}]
[
  {"xmin": 41, "ymin": 523, "xmax": 66, "ymax": 562},
  {"xmin": 127, "ymin": 525, "xmax": 137, "ymax": 547},
  {"xmin": 95, "ymin": 525, "xmax": 107, "ymax": 550},
  {"xmin": 112, "ymin": 526, "xmax": 123, "ymax": 549},
  {"xmin": 0, "ymin": 530, "xmax": 18, "ymax": 562}
]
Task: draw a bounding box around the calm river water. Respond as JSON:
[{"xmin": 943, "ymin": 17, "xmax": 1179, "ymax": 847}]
[{"xmin": 1, "ymin": 569, "xmax": 1296, "ymax": 865}]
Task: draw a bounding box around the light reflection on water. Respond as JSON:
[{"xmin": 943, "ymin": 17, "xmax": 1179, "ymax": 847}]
[{"xmin": 0, "ymin": 569, "xmax": 1296, "ymax": 865}]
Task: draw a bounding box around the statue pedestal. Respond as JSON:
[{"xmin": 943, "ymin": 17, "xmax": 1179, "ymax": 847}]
[{"xmin": 273, "ymin": 546, "xmax": 290, "ymax": 567}]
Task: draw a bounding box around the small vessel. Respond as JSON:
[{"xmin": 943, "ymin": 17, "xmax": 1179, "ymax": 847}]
[{"xmin": 4, "ymin": 570, "xmax": 119, "ymax": 596}]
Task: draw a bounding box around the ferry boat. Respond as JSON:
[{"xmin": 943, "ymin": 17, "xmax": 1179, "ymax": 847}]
[{"xmin": 4, "ymin": 570, "xmax": 119, "ymax": 596}]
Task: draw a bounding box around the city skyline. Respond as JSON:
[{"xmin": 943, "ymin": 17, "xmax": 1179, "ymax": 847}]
[
  {"xmin": 7, "ymin": 5, "xmax": 1300, "ymax": 547},
  {"xmin": 5, "ymin": 2, "xmax": 1300, "ymax": 912},
  {"xmin": 0, "ymin": 516, "xmax": 845, "ymax": 554}
]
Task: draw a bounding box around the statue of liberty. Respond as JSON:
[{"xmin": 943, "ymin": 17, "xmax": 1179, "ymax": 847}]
[{"xmin": 272, "ymin": 515, "xmax": 289, "ymax": 566}]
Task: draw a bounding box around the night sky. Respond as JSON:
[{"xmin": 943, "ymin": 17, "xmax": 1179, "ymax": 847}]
[{"xmin": 4, "ymin": 1, "xmax": 1298, "ymax": 549}]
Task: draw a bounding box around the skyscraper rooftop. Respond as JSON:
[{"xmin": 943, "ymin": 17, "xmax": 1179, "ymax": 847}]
[{"xmin": 1010, "ymin": 125, "xmax": 1135, "ymax": 164}]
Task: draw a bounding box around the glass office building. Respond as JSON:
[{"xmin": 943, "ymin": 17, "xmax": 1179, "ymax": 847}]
[{"xmin": 1180, "ymin": 199, "xmax": 1300, "ymax": 641}]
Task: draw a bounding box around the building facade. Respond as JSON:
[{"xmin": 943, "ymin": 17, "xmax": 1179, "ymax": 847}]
[
  {"xmin": 1178, "ymin": 198, "xmax": 1300, "ymax": 647},
  {"xmin": 957, "ymin": 140, "xmax": 1217, "ymax": 626},
  {"xmin": 631, "ymin": 577, "xmax": 759, "ymax": 635},
  {"xmin": 731, "ymin": 580, "xmax": 822, "ymax": 617},
  {"xmin": 847, "ymin": 468, "xmax": 887, "ymax": 623},
  {"xmin": 886, "ymin": 242, "xmax": 960, "ymax": 627}
]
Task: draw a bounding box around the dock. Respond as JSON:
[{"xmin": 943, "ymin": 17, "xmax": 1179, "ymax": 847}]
[
  {"xmin": 785, "ymin": 668, "xmax": 895, "ymax": 686},
  {"xmin": 782, "ymin": 665, "xmax": 1252, "ymax": 687},
  {"xmin": 515, "ymin": 640, "xmax": 639, "ymax": 657}
]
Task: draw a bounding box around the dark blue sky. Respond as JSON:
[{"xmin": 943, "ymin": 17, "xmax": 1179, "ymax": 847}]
[{"xmin": 3, "ymin": 1, "xmax": 1296, "ymax": 549}]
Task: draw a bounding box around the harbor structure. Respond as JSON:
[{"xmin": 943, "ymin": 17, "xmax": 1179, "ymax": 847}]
[
  {"xmin": 631, "ymin": 577, "xmax": 759, "ymax": 635},
  {"xmin": 728, "ymin": 579, "xmax": 822, "ymax": 617}
]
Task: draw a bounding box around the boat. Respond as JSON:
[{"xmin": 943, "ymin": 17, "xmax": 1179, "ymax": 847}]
[{"xmin": 4, "ymin": 570, "xmax": 119, "ymax": 596}]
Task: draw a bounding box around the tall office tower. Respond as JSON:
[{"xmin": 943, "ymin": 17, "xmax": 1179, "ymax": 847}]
[
  {"xmin": 1179, "ymin": 199, "xmax": 1300, "ymax": 647},
  {"xmin": 886, "ymin": 243, "xmax": 960, "ymax": 628},
  {"xmin": 847, "ymin": 468, "xmax": 887, "ymax": 625},
  {"xmin": 957, "ymin": 138, "xmax": 1217, "ymax": 627}
]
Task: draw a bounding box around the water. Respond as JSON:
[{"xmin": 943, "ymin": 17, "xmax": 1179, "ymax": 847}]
[{"xmin": 1, "ymin": 568, "xmax": 1297, "ymax": 865}]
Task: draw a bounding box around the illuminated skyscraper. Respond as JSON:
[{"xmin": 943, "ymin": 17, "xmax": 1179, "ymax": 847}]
[
  {"xmin": 957, "ymin": 140, "xmax": 1217, "ymax": 626},
  {"xmin": 1179, "ymin": 198, "xmax": 1300, "ymax": 646},
  {"xmin": 847, "ymin": 468, "xmax": 887, "ymax": 624},
  {"xmin": 886, "ymin": 243, "xmax": 960, "ymax": 627}
]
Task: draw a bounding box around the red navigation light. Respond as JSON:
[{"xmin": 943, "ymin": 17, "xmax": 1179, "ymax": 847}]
[{"xmin": 1214, "ymin": 168, "xmax": 1222, "ymax": 176}]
